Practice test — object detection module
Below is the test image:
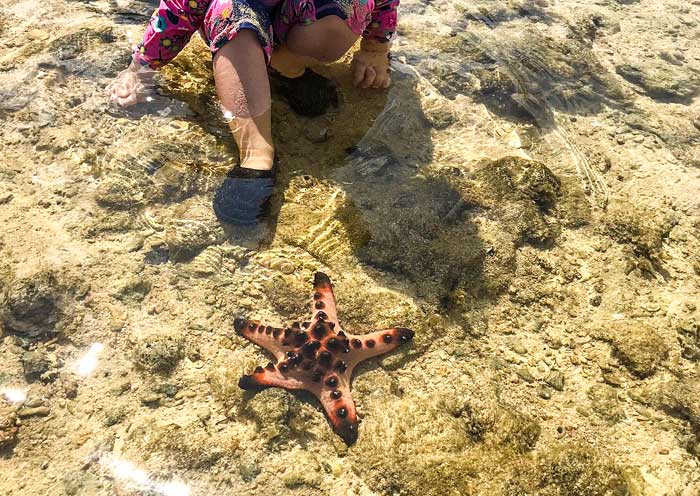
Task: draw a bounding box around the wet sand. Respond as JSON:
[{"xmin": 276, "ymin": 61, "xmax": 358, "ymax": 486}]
[{"xmin": 1, "ymin": 0, "xmax": 699, "ymax": 494}]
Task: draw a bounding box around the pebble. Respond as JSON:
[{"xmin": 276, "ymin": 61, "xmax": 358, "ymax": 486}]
[
  {"xmin": 269, "ymin": 258, "xmax": 295, "ymax": 274},
  {"xmin": 602, "ymin": 371, "xmax": 624, "ymax": 387},
  {"xmin": 537, "ymin": 384, "xmax": 552, "ymax": 399},
  {"xmin": 108, "ymin": 306, "xmax": 127, "ymax": 333},
  {"xmin": 589, "ymin": 294, "xmax": 602, "ymax": 306},
  {"xmin": 544, "ymin": 370, "xmax": 564, "ymax": 391},
  {"xmin": 17, "ymin": 406, "xmax": 50, "ymax": 418},
  {"xmin": 196, "ymin": 407, "xmax": 211, "ymax": 422},
  {"xmin": 140, "ymin": 394, "xmax": 161, "ymax": 406},
  {"xmin": 491, "ymin": 357, "xmax": 508, "ymax": 370},
  {"xmin": 0, "ymin": 192, "xmax": 13, "ymax": 204},
  {"xmin": 512, "ymin": 342, "xmax": 528, "ymax": 355},
  {"xmin": 111, "ymin": 380, "xmax": 131, "ymax": 396},
  {"xmin": 125, "ymin": 234, "xmax": 145, "ymax": 252},
  {"xmin": 306, "ymin": 127, "xmax": 331, "ymax": 144},
  {"xmin": 27, "ymin": 29, "xmax": 50, "ymax": 40},
  {"xmin": 515, "ymin": 367, "xmax": 535, "ymax": 383},
  {"xmin": 279, "ymin": 262, "xmax": 295, "ymax": 275},
  {"xmin": 24, "ymin": 398, "xmax": 44, "ymax": 408},
  {"xmin": 159, "ymin": 383, "xmax": 179, "ymax": 398},
  {"xmin": 21, "ymin": 351, "xmax": 50, "ymax": 379}
]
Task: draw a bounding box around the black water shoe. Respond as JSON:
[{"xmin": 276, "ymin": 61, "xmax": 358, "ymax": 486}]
[{"xmin": 213, "ymin": 163, "xmax": 276, "ymax": 226}]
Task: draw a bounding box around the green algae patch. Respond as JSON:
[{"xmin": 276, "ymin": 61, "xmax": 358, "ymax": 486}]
[
  {"xmin": 351, "ymin": 391, "xmax": 542, "ymax": 496},
  {"xmin": 241, "ymin": 388, "xmax": 291, "ymax": 443},
  {"xmin": 504, "ymin": 444, "xmax": 631, "ymax": 496},
  {"xmin": 139, "ymin": 420, "xmax": 237, "ymax": 470},
  {"xmin": 132, "ymin": 328, "xmax": 184, "ymax": 374},
  {"xmin": 262, "ymin": 273, "xmax": 309, "ymax": 318},
  {"xmin": 603, "ymin": 200, "xmax": 676, "ymax": 260}
]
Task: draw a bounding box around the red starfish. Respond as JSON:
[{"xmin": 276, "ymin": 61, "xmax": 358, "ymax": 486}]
[{"xmin": 234, "ymin": 272, "xmax": 414, "ymax": 445}]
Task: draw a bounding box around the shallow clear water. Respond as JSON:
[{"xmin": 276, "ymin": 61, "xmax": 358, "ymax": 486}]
[{"xmin": 1, "ymin": 0, "xmax": 700, "ymax": 495}]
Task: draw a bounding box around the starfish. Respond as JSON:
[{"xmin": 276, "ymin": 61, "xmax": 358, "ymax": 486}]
[{"xmin": 234, "ymin": 272, "xmax": 414, "ymax": 445}]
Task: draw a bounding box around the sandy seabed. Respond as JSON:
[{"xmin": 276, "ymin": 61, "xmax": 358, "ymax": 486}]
[{"xmin": 1, "ymin": 0, "xmax": 699, "ymax": 494}]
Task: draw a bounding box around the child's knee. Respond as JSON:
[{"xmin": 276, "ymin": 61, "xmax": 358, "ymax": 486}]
[{"xmin": 288, "ymin": 16, "xmax": 357, "ymax": 62}]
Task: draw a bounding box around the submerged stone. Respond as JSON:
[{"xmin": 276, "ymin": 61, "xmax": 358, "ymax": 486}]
[
  {"xmin": 608, "ymin": 322, "xmax": 668, "ymax": 378},
  {"xmin": 132, "ymin": 329, "xmax": 184, "ymax": 373},
  {"xmin": 0, "ymin": 269, "xmax": 72, "ymax": 338}
]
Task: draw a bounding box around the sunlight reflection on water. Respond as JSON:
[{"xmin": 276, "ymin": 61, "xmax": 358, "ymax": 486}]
[
  {"xmin": 1, "ymin": 388, "xmax": 27, "ymax": 404},
  {"xmin": 75, "ymin": 343, "xmax": 105, "ymax": 376},
  {"xmin": 100, "ymin": 455, "xmax": 192, "ymax": 496}
]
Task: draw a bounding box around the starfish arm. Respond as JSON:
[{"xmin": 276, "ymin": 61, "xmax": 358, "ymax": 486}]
[
  {"xmin": 311, "ymin": 272, "xmax": 339, "ymax": 326},
  {"xmin": 346, "ymin": 327, "xmax": 415, "ymax": 368},
  {"xmin": 238, "ymin": 364, "xmax": 309, "ymax": 391},
  {"xmin": 234, "ymin": 318, "xmax": 309, "ymax": 361},
  {"xmin": 317, "ymin": 382, "xmax": 358, "ymax": 445}
]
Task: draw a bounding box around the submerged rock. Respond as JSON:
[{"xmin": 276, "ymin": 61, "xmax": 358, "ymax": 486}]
[
  {"xmin": 132, "ymin": 328, "xmax": 184, "ymax": 373},
  {"xmin": 181, "ymin": 245, "xmax": 226, "ymax": 277},
  {"xmin": 48, "ymin": 26, "xmax": 115, "ymax": 60},
  {"xmin": 139, "ymin": 420, "xmax": 233, "ymax": 469},
  {"xmin": 616, "ymin": 60, "xmax": 700, "ymax": 103},
  {"xmin": 0, "ymin": 269, "xmax": 73, "ymax": 338},
  {"xmin": 352, "ymin": 388, "xmax": 542, "ymax": 496},
  {"xmin": 603, "ymin": 200, "xmax": 675, "ymax": 260},
  {"xmin": 262, "ymin": 273, "xmax": 308, "ymax": 317},
  {"xmin": 161, "ymin": 197, "xmax": 226, "ymax": 262},
  {"xmin": 21, "ymin": 350, "xmax": 50, "ymax": 381},
  {"xmin": 113, "ymin": 276, "xmax": 151, "ymax": 303},
  {"xmin": 505, "ymin": 443, "xmax": 631, "ymax": 496},
  {"xmin": 278, "ymin": 448, "xmax": 324, "ymax": 488},
  {"xmin": 631, "ymin": 378, "xmax": 699, "ymax": 453},
  {"xmin": 608, "ymin": 321, "xmax": 668, "ymax": 378},
  {"xmin": 346, "ymin": 155, "xmax": 573, "ymax": 305},
  {"xmin": 588, "ymin": 384, "xmax": 624, "ymax": 422},
  {"xmin": 95, "ymin": 173, "xmax": 152, "ymax": 210},
  {"xmin": 242, "ymin": 388, "xmax": 291, "ymax": 443}
]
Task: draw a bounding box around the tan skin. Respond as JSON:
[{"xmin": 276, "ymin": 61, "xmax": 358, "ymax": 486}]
[{"xmin": 108, "ymin": 17, "xmax": 391, "ymax": 171}]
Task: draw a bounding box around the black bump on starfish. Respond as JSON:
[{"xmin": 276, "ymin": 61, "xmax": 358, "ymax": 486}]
[{"xmin": 319, "ymin": 350, "xmax": 332, "ymax": 367}]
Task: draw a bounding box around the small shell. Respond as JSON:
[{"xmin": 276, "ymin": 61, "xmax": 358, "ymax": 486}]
[{"xmin": 269, "ymin": 258, "xmax": 295, "ymax": 275}]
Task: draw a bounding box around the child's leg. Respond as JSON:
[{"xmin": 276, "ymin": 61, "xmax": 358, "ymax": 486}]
[
  {"xmin": 213, "ymin": 29, "xmax": 274, "ymax": 171},
  {"xmin": 205, "ymin": 0, "xmax": 278, "ymax": 224}
]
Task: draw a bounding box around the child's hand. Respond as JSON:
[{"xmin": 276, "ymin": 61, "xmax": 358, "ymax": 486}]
[
  {"xmin": 352, "ymin": 40, "xmax": 391, "ymax": 89},
  {"xmin": 106, "ymin": 62, "xmax": 155, "ymax": 107}
]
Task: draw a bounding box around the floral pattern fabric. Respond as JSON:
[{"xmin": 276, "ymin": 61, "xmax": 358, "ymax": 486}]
[{"xmin": 132, "ymin": 0, "xmax": 398, "ymax": 69}]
